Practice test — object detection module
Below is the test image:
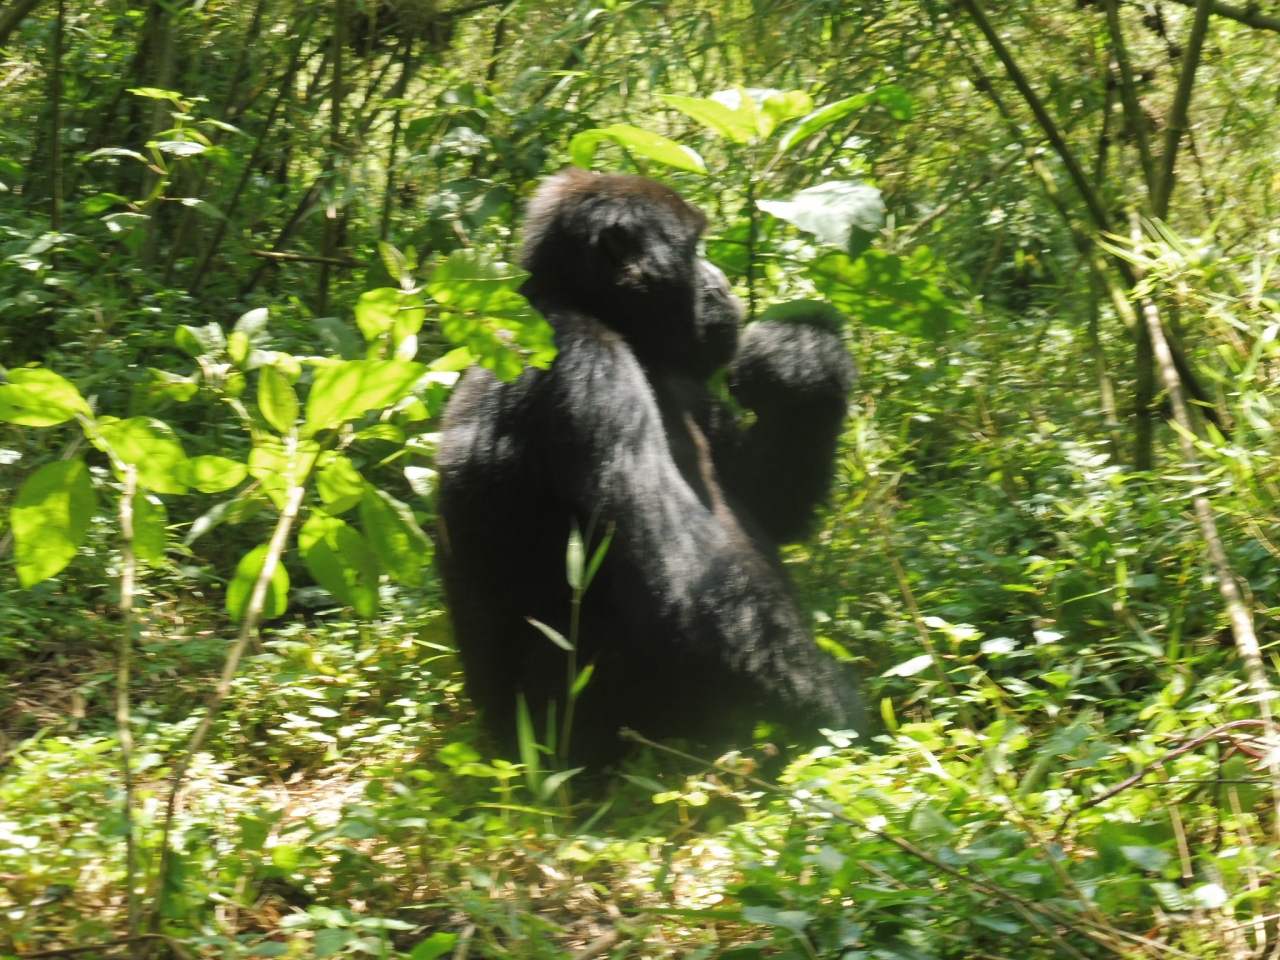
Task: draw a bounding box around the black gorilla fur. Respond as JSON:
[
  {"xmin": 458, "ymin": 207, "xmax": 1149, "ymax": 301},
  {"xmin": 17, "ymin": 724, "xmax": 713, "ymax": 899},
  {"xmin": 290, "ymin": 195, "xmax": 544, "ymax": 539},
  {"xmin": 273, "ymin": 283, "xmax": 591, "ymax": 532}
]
[{"xmin": 436, "ymin": 168, "xmax": 867, "ymax": 765}]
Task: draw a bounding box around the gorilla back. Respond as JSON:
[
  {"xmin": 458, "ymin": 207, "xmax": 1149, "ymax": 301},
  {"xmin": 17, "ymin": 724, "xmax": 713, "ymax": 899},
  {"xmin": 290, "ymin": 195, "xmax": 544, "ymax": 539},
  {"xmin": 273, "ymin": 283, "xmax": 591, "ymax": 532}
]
[{"xmin": 436, "ymin": 168, "xmax": 867, "ymax": 765}]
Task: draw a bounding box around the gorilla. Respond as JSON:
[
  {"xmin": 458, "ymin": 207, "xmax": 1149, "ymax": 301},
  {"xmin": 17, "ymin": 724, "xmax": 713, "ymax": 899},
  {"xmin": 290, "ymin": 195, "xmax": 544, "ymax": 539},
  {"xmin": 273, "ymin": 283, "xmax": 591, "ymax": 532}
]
[{"xmin": 436, "ymin": 168, "xmax": 867, "ymax": 766}]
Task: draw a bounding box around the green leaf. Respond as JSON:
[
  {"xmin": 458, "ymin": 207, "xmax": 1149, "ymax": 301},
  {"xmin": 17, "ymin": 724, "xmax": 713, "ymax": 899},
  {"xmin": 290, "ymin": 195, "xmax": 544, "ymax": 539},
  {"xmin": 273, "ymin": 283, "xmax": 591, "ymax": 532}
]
[
  {"xmin": 175, "ymin": 322, "xmax": 226, "ymax": 358},
  {"xmin": 526, "ymin": 617, "xmax": 573, "ymax": 652},
  {"xmin": 11, "ymin": 458, "xmax": 96, "ymax": 587},
  {"xmin": 569, "ymin": 125, "xmax": 707, "ymax": 173},
  {"xmin": 82, "ymin": 192, "xmax": 130, "ymax": 215},
  {"xmin": 227, "ymin": 330, "xmax": 251, "ymax": 367},
  {"xmin": 741, "ymin": 906, "xmax": 812, "ymax": 936},
  {"xmin": 298, "ymin": 512, "xmax": 380, "ymax": 619},
  {"xmin": 132, "ymin": 494, "xmax": 168, "ymax": 565},
  {"xmin": 225, "ymin": 543, "xmax": 289, "ymax": 623},
  {"xmin": 0, "ymin": 368, "xmax": 91, "ymax": 426},
  {"xmin": 516, "ymin": 691, "xmax": 543, "ymax": 795},
  {"xmin": 359, "ymin": 487, "xmax": 431, "ymax": 584},
  {"xmin": 313, "ymin": 929, "xmax": 353, "ymax": 958},
  {"xmin": 304, "ymin": 360, "xmax": 427, "ymax": 433},
  {"xmin": 1121, "ymin": 845, "xmax": 1171, "ymax": 873},
  {"xmin": 315, "ymin": 455, "xmax": 365, "ymax": 515},
  {"xmin": 427, "ymin": 250, "xmax": 556, "ymax": 381},
  {"xmin": 181, "ymin": 455, "xmax": 247, "ymax": 493},
  {"xmin": 757, "ymin": 181, "xmax": 885, "ymax": 253},
  {"xmin": 570, "ymin": 663, "xmax": 595, "ymax": 698},
  {"xmin": 247, "ymin": 438, "xmax": 319, "ymax": 508},
  {"xmin": 98, "ymin": 417, "xmax": 190, "ymax": 494},
  {"xmin": 756, "ymin": 299, "xmax": 847, "ymax": 332},
  {"xmin": 583, "ymin": 525, "xmax": 614, "ymax": 591},
  {"xmin": 808, "ymin": 248, "xmax": 966, "ymax": 341},
  {"xmin": 409, "ymin": 933, "xmax": 459, "ymax": 960},
  {"xmin": 760, "ymin": 90, "xmax": 815, "ymax": 132},
  {"xmin": 779, "ymin": 85, "xmax": 910, "ymax": 153},
  {"xmin": 566, "ymin": 522, "xmax": 585, "ymax": 591},
  {"xmin": 659, "ymin": 95, "xmax": 758, "ymax": 144},
  {"xmin": 234, "ymin": 307, "xmax": 269, "ymax": 339},
  {"xmin": 354, "ymin": 287, "xmax": 401, "ymax": 341},
  {"xmin": 539, "ymin": 766, "xmax": 584, "ymax": 801},
  {"xmin": 883, "ymin": 654, "xmax": 934, "ymax": 678},
  {"xmin": 257, "ymin": 365, "xmax": 299, "ymax": 434}
]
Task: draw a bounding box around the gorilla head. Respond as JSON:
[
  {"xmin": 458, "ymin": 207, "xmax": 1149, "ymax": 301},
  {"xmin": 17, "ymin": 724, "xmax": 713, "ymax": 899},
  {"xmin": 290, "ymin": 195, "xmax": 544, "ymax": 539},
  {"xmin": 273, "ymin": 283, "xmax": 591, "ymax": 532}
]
[{"xmin": 517, "ymin": 168, "xmax": 742, "ymax": 380}]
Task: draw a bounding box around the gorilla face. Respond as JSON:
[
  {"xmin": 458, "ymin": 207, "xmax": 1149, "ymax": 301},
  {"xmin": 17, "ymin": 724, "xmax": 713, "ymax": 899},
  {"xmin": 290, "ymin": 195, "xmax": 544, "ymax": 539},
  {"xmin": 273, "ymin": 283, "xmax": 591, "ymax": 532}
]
[{"xmin": 518, "ymin": 168, "xmax": 742, "ymax": 381}]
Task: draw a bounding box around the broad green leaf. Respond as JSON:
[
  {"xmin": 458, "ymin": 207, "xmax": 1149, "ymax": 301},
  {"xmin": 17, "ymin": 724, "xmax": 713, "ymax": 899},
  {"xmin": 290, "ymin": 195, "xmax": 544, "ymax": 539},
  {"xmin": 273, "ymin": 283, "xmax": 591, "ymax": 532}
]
[
  {"xmin": 659, "ymin": 95, "xmax": 757, "ymax": 144},
  {"xmin": 227, "ymin": 330, "xmax": 251, "ymax": 366},
  {"xmin": 82, "ymin": 192, "xmax": 129, "ymax": 215},
  {"xmin": 404, "ymin": 465, "xmax": 437, "ymax": 499},
  {"xmin": 98, "ymin": 417, "xmax": 189, "ymax": 494},
  {"xmin": 312, "ymin": 317, "xmax": 363, "ymax": 360},
  {"xmin": 247, "ymin": 438, "xmax": 319, "ymax": 507},
  {"xmin": 315, "ymin": 455, "xmax": 366, "ymax": 515},
  {"xmin": 298, "ymin": 512, "xmax": 380, "ymax": 619},
  {"xmin": 779, "ymin": 93, "xmax": 871, "ymax": 153},
  {"xmin": 234, "ymin": 307, "xmax": 269, "ymax": 338},
  {"xmin": 568, "ymin": 125, "xmax": 706, "ymax": 173},
  {"xmin": 225, "ymin": 543, "xmax": 289, "ymax": 623},
  {"xmin": 354, "ymin": 287, "xmax": 425, "ymax": 345},
  {"xmin": 359, "ymin": 487, "xmax": 431, "ymax": 584},
  {"xmin": 430, "ymin": 346, "xmax": 474, "ymax": 372},
  {"xmin": 760, "ymin": 90, "xmax": 814, "ymax": 133},
  {"xmin": 257, "ymin": 365, "xmax": 298, "ymax": 434},
  {"xmin": 808, "ymin": 249, "xmax": 966, "ymax": 341},
  {"xmin": 355, "ymin": 287, "xmax": 402, "ymax": 341},
  {"xmin": 132, "ymin": 494, "xmax": 168, "ymax": 565},
  {"xmin": 378, "ymin": 241, "xmax": 417, "ymax": 288},
  {"xmin": 304, "ymin": 360, "xmax": 427, "ymax": 433},
  {"xmin": 0, "ymin": 368, "xmax": 90, "ymax": 426},
  {"xmin": 11, "ymin": 458, "xmax": 96, "ymax": 587},
  {"xmin": 354, "ymin": 423, "xmax": 404, "ymax": 443},
  {"xmin": 181, "ymin": 455, "xmax": 247, "ymax": 493},
  {"xmin": 779, "ymin": 85, "xmax": 910, "ymax": 153},
  {"xmin": 756, "ymin": 299, "xmax": 847, "ymax": 332},
  {"xmin": 427, "ymin": 249, "xmax": 529, "ymax": 314},
  {"xmin": 409, "ymin": 933, "xmax": 459, "ymax": 960},
  {"xmin": 175, "ymin": 322, "xmax": 226, "ymax": 358},
  {"xmin": 1121, "ymin": 845, "xmax": 1171, "ymax": 873},
  {"xmin": 757, "ymin": 181, "xmax": 885, "ymax": 254}
]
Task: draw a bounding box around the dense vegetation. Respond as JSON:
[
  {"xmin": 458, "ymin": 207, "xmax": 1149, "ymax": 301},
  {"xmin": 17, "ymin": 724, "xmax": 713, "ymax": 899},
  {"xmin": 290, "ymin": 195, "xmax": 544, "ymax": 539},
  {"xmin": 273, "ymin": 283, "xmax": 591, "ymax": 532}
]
[{"xmin": 2, "ymin": 0, "xmax": 1279, "ymax": 956}]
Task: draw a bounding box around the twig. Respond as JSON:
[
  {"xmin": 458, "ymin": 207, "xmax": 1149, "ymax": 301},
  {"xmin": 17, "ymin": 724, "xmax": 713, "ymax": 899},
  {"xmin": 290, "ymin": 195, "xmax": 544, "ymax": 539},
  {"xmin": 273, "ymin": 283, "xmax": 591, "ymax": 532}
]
[
  {"xmin": 17, "ymin": 934, "xmax": 165, "ymax": 958},
  {"xmin": 1054, "ymin": 719, "xmax": 1280, "ymax": 836},
  {"xmin": 1101, "ymin": 0, "xmax": 1156, "ymax": 197},
  {"xmin": 147, "ymin": 483, "xmax": 306, "ymax": 929},
  {"xmin": 1153, "ymin": 0, "xmax": 1215, "ymax": 218},
  {"xmin": 1164, "ymin": 0, "xmax": 1280, "ymax": 34},
  {"xmin": 116, "ymin": 465, "xmax": 140, "ymax": 935},
  {"xmin": 616, "ymin": 731, "xmax": 1164, "ymax": 958},
  {"xmin": 248, "ymin": 249, "xmax": 366, "ymax": 267},
  {"xmin": 570, "ymin": 930, "xmax": 622, "ymax": 960},
  {"xmin": 954, "ymin": 0, "xmax": 1113, "ymax": 235}
]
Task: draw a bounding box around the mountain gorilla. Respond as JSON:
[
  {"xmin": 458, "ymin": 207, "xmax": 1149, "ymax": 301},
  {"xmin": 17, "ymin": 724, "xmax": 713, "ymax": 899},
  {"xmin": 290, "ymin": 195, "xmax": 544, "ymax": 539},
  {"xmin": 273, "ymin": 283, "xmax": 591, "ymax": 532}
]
[{"xmin": 436, "ymin": 168, "xmax": 867, "ymax": 766}]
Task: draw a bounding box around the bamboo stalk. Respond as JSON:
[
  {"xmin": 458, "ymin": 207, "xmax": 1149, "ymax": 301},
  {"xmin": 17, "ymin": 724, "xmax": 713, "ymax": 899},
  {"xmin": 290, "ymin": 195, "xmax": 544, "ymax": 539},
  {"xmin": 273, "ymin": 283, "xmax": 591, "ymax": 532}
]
[{"xmin": 1153, "ymin": 0, "xmax": 1215, "ymax": 218}]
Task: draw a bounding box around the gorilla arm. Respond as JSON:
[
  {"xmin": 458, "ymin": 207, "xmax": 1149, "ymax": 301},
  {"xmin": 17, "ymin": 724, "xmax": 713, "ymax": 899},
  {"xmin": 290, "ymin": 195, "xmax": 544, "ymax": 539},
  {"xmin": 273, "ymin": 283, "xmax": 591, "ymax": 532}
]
[{"xmin": 717, "ymin": 320, "xmax": 855, "ymax": 545}]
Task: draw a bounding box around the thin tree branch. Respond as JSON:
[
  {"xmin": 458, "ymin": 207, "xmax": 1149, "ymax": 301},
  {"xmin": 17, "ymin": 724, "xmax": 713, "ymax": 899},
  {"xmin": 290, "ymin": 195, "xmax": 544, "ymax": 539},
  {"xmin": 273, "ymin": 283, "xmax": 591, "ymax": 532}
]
[
  {"xmin": 116, "ymin": 465, "xmax": 139, "ymax": 937},
  {"xmin": 954, "ymin": 0, "xmax": 1113, "ymax": 235},
  {"xmin": 1165, "ymin": 0, "xmax": 1280, "ymax": 33},
  {"xmin": 148, "ymin": 483, "xmax": 306, "ymax": 930},
  {"xmin": 249, "ymin": 249, "xmax": 366, "ymax": 267},
  {"xmin": 1101, "ymin": 0, "xmax": 1156, "ymax": 198},
  {"xmin": 1153, "ymin": 0, "xmax": 1215, "ymax": 218},
  {"xmin": 0, "ymin": 0, "xmax": 44, "ymax": 48}
]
